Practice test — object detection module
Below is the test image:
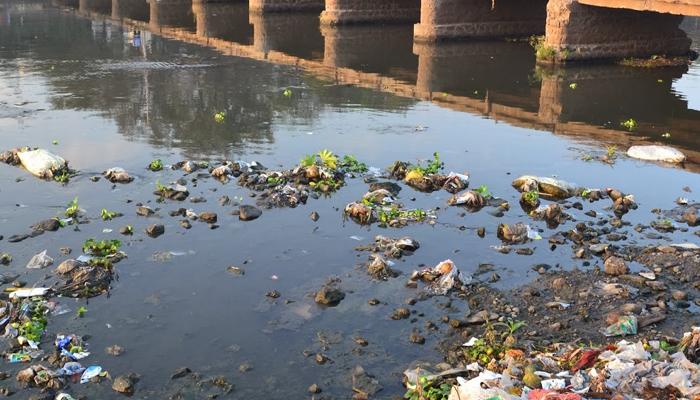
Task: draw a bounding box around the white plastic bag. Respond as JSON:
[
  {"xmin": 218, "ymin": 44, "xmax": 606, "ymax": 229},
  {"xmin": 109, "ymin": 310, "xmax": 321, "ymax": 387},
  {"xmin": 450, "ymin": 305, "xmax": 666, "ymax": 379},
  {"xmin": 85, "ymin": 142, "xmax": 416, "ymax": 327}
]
[
  {"xmin": 26, "ymin": 250, "xmax": 53, "ymax": 269},
  {"xmin": 17, "ymin": 149, "xmax": 67, "ymax": 178}
]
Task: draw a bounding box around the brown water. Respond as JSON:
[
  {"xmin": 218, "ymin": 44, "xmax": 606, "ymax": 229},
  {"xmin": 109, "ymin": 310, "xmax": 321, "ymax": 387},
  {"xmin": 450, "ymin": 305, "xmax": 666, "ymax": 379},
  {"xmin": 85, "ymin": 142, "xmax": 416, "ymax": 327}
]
[{"xmin": 1, "ymin": 1, "xmax": 700, "ymax": 398}]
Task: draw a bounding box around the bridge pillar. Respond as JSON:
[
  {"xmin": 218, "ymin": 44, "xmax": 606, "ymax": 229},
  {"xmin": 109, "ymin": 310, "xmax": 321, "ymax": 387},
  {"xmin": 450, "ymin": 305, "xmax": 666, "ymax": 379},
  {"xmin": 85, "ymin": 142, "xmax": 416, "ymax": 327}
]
[
  {"xmin": 249, "ymin": 0, "xmax": 324, "ymax": 13},
  {"xmin": 113, "ymin": 0, "xmax": 149, "ymax": 21},
  {"xmin": 320, "ymin": 0, "xmax": 420, "ymax": 25},
  {"xmin": 542, "ymin": 0, "xmax": 691, "ymax": 62},
  {"xmin": 321, "ymin": 25, "xmax": 416, "ymax": 70},
  {"xmin": 250, "ymin": 12, "xmax": 324, "ymax": 57},
  {"xmin": 414, "ymin": 0, "xmax": 547, "ymax": 42}
]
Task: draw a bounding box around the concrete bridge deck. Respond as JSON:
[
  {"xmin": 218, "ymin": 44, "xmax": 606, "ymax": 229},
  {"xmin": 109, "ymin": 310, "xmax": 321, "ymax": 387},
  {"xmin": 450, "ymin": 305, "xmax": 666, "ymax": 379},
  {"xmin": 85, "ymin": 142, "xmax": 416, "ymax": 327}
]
[{"xmin": 65, "ymin": 0, "xmax": 700, "ymax": 171}]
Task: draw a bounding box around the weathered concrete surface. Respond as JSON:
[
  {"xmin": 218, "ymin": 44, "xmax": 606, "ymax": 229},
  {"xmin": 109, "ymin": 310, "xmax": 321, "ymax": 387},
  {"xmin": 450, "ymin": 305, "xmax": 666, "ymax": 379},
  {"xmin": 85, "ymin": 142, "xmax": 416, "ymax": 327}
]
[
  {"xmin": 320, "ymin": 0, "xmax": 420, "ymax": 25},
  {"xmin": 579, "ymin": 0, "xmax": 700, "ymax": 17},
  {"xmin": 192, "ymin": 0, "xmax": 252, "ymax": 43},
  {"xmin": 544, "ymin": 0, "xmax": 692, "ymax": 61},
  {"xmin": 112, "ymin": 0, "xmax": 149, "ymax": 21},
  {"xmin": 249, "ymin": 0, "xmax": 324, "ymax": 13},
  {"xmin": 414, "ymin": 0, "xmax": 547, "ymax": 42}
]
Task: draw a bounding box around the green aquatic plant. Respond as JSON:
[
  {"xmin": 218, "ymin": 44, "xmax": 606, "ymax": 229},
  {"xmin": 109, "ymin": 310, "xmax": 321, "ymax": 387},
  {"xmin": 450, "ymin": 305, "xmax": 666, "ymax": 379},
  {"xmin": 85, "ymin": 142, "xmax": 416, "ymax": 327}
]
[
  {"xmin": 404, "ymin": 376, "xmax": 451, "ymax": 400},
  {"xmin": 266, "ymin": 175, "xmax": 285, "ymax": 186},
  {"xmin": 53, "ymin": 169, "xmax": 70, "ymax": 184},
  {"xmin": 309, "ymin": 177, "xmax": 342, "ymax": 193},
  {"xmin": 569, "ymin": 82, "xmax": 578, "ymax": 90},
  {"xmin": 377, "ymin": 207, "xmax": 427, "ymax": 224},
  {"xmin": 283, "ymin": 89, "xmax": 292, "ymax": 97},
  {"xmin": 101, "ymin": 209, "xmax": 118, "ymax": 221},
  {"xmin": 65, "ymin": 197, "xmax": 80, "ymax": 218},
  {"xmin": 300, "ymin": 154, "xmax": 316, "ymax": 168},
  {"xmin": 339, "ymin": 155, "xmax": 368, "ymax": 174},
  {"xmin": 16, "ymin": 299, "xmax": 48, "ymax": 343},
  {"xmin": 148, "ymin": 159, "xmax": 163, "ymax": 171},
  {"xmin": 529, "ymin": 35, "xmax": 556, "ymax": 61},
  {"xmin": 318, "ymin": 149, "xmax": 338, "ymax": 170},
  {"xmin": 473, "ymin": 185, "xmax": 492, "ymax": 199},
  {"xmin": 606, "ymin": 145, "xmax": 618, "ymax": 159},
  {"xmin": 522, "ymin": 191, "xmax": 539, "ymax": 204},
  {"xmin": 82, "ymin": 239, "xmax": 121, "ymax": 258},
  {"xmin": 621, "ymin": 118, "xmax": 638, "ymax": 131},
  {"xmin": 77, "ymin": 306, "xmax": 87, "ymax": 318},
  {"xmin": 214, "ymin": 112, "xmax": 225, "ymax": 123}
]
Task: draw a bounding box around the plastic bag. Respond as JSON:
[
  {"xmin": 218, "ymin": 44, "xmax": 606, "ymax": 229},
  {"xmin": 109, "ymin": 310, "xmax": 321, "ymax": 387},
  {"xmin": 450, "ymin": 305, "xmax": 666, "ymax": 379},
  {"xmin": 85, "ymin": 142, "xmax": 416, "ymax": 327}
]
[
  {"xmin": 604, "ymin": 316, "xmax": 638, "ymax": 337},
  {"xmin": 80, "ymin": 365, "xmax": 102, "ymax": 384},
  {"xmin": 448, "ymin": 372, "xmax": 517, "ymax": 400},
  {"xmin": 26, "ymin": 250, "xmax": 54, "ymax": 269},
  {"xmin": 17, "ymin": 149, "xmax": 67, "ymax": 178},
  {"xmin": 9, "ymin": 287, "xmax": 50, "ymax": 299}
]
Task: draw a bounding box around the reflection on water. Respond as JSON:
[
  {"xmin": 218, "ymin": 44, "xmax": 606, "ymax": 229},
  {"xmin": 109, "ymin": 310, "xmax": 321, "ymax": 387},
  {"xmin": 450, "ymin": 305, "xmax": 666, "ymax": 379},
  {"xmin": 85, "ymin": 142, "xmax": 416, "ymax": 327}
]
[{"xmin": 47, "ymin": 0, "xmax": 700, "ymax": 162}]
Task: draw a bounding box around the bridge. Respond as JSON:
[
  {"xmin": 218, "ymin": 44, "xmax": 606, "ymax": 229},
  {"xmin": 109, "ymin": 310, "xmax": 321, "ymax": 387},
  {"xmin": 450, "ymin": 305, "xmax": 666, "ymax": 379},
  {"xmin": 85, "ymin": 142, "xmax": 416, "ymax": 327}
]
[
  {"xmin": 59, "ymin": 0, "xmax": 700, "ymax": 170},
  {"xmin": 102, "ymin": 0, "xmax": 700, "ymax": 62}
]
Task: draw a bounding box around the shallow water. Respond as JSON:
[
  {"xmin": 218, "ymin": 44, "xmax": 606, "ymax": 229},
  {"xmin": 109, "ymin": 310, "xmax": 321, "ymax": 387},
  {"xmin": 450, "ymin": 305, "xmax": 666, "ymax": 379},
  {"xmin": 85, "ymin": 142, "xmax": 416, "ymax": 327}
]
[{"xmin": 1, "ymin": 1, "xmax": 700, "ymax": 398}]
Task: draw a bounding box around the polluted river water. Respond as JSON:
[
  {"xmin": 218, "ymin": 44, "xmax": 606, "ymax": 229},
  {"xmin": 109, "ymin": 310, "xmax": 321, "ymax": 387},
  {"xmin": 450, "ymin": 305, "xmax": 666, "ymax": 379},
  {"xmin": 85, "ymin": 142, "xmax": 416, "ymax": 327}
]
[{"xmin": 1, "ymin": 1, "xmax": 700, "ymax": 398}]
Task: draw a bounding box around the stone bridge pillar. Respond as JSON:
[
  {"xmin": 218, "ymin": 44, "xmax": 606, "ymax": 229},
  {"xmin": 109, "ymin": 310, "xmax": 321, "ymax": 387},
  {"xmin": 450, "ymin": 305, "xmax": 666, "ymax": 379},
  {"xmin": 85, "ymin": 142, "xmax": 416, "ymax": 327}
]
[
  {"xmin": 193, "ymin": 0, "xmax": 252, "ymax": 42},
  {"xmin": 321, "ymin": 25, "xmax": 415, "ymax": 69},
  {"xmin": 249, "ymin": 0, "xmax": 324, "ymax": 13},
  {"xmin": 79, "ymin": 0, "xmax": 112, "ymax": 14},
  {"xmin": 113, "ymin": 0, "xmax": 149, "ymax": 21},
  {"xmin": 320, "ymin": 0, "xmax": 420, "ymax": 25},
  {"xmin": 543, "ymin": 0, "xmax": 691, "ymax": 62},
  {"xmin": 414, "ymin": 0, "xmax": 547, "ymax": 42},
  {"xmin": 149, "ymin": 0, "xmax": 195, "ymax": 30}
]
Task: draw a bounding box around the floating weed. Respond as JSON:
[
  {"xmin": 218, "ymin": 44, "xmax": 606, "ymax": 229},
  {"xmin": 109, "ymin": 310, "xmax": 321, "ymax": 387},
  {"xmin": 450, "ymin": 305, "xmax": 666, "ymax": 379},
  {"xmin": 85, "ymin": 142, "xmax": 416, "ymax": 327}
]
[
  {"xmin": 214, "ymin": 112, "xmax": 225, "ymax": 123},
  {"xmin": 473, "ymin": 185, "xmax": 492, "ymax": 199},
  {"xmin": 569, "ymin": 82, "xmax": 577, "ymax": 90},
  {"xmin": 662, "ymin": 132, "xmax": 671, "ymax": 138},
  {"xmin": 65, "ymin": 197, "xmax": 79, "ymax": 218},
  {"xmin": 339, "ymin": 155, "xmax": 368, "ymax": 174},
  {"xmin": 410, "ymin": 152, "xmax": 443, "ymax": 176},
  {"xmin": 82, "ymin": 239, "xmax": 121, "ymax": 258},
  {"xmin": 148, "ymin": 159, "xmax": 163, "ymax": 171},
  {"xmin": 53, "ymin": 169, "xmax": 70, "ymax": 184},
  {"xmin": 581, "ymin": 153, "xmax": 593, "ymax": 162},
  {"xmin": 621, "ymin": 118, "xmax": 638, "ymax": 131},
  {"xmin": 606, "ymin": 145, "xmax": 618, "ymax": 159},
  {"xmin": 282, "ymin": 89, "xmax": 292, "ymax": 97},
  {"xmin": 76, "ymin": 306, "xmax": 87, "ymax": 318},
  {"xmin": 317, "ymin": 149, "xmax": 338, "ymax": 170},
  {"xmin": 100, "ymin": 209, "xmax": 118, "ymax": 221}
]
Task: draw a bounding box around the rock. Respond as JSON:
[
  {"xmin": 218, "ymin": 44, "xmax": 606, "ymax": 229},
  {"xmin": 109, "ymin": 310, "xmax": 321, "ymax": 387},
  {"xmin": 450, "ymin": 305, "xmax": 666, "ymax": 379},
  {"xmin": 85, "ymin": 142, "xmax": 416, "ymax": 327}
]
[
  {"xmin": 354, "ymin": 337, "xmax": 368, "ymax": 346},
  {"xmin": 218, "ymin": 195, "xmax": 230, "ymax": 206},
  {"xmin": 369, "ymin": 182, "xmax": 402, "ymax": 196},
  {"xmin": 145, "ymin": 224, "xmax": 164, "ymax": 238},
  {"xmin": 391, "ymin": 307, "xmax": 410, "ymax": 320},
  {"xmin": 314, "ymin": 286, "xmax": 345, "ymax": 306},
  {"xmin": 180, "ymin": 220, "xmax": 191, "ymax": 229},
  {"xmin": 308, "ymin": 383, "xmax": 321, "ymax": 394},
  {"xmin": 511, "ymin": 175, "xmax": 580, "ymax": 199},
  {"xmin": 136, "ymin": 206, "xmax": 154, "ymax": 217},
  {"xmin": 55, "ymin": 259, "xmax": 82, "ymax": 275},
  {"xmin": 315, "ymin": 353, "xmax": 328, "ymax": 365},
  {"xmin": 310, "ymin": 211, "xmax": 319, "ymax": 222},
  {"xmin": 199, "ymin": 212, "xmax": 217, "ymax": 223},
  {"xmin": 7, "ymin": 234, "xmax": 29, "ymax": 243},
  {"xmin": 266, "ymin": 290, "xmax": 281, "ymax": 299},
  {"xmin": 621, "ymin": 303, "xmax": 642, "ymax": 314},
  {"xmin": 551, "ymin": 277, "xmax": 566, "ymax": 290},
  {"xmin": 112, "ymin": 375, "xmax": 134, "ymax": 395},
  {"xmin": 226, "ymin": 266, "xmax": 245, "ymax": 276},
  {"xmin": 16, "ymin": 367, "xmax": 35, "ymax": 384},
  {"xmin": 682, "ymin": 208, "xmax": 698, "ymax": 226},
  {"xmin": 477, "ymin": 227, "xmax": 485, "ymax": 237},
  {"xmin": 31, "ymin": 219, "xmax": 60, "ymax": 233},
  {"xmin": 103, "ymin": 167, "xmax": 133, "ymax": 183},
  {"xmin": 627, "ymin": 145, "xmax": 686, "ymax": 163},
  {"xmin": 239, "ymin": 205, "xmax": 262, "ymax": 221},
  {"xmin": 238, "ymin": 362, "xmax": 252, "ymax": 373},
  {"xmin": 368, "ymin": 298, "xmax": 380, "ymax": 306},
  {"xmin": 409, "ymin": 330, "xmax": 425, "ymax": 344},
  {"xmin": 448, "ymin": 191, "xmax": 485, "ymax": 208},
  {"xmin": 189, "ymin": 196, "xmax": 206, "ymax": 204},
  {"xmin": 351, "ymin": 365, "xmax": 382, "ymax": 397},
  {"xmin": 367, "ymin": 255, "xmax": 398, "ymax": 280},
  {"xmin": 106, "ymin": 345, "xmax": 124, "ymax": 356},
  {"xmin": 119, "ymin": 226, "xmax": 133, "ymax": 235},
  {"xmin": 170, "ymin": 367, "xmax": 191, "ymax": 380},
  {"xmin": 604, "ymin": 256, "xmax": 629, "ymax": 276},
  {"xmin": 672, "ymin": 290, "xmax": 688, "ymax": 301}
]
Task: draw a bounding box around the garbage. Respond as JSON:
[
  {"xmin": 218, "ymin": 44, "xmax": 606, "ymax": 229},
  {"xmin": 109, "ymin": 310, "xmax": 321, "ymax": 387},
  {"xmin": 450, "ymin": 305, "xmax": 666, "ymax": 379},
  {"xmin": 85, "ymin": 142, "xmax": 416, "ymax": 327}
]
[
  {"xmin": 355, "ymin": 235, "xmax": 419, "ymax": 258},
  {"xmin": 80, "ymin": 365, "xmax": 102, "ymax": 383},
  {"xmin": 447, "ymin": 190, "xmax": 485, "ymax": 209},
  {"xmin": 410, "ymin": 260, "xmax": 468, "ymax": 295},
  {"xmin": 448, "ymin": 371, "xmax": 515, "ymax": 400},
  {"xmin": 155, "ymin": 182, "xmax": 189, "ymax": 201},
  {"xmin": 26, "ymin": 250, "xmax": 54, "ymax": 269},
  {"xmin": 604, "ymin": 315, "xmax": 637, "ymax": 336},
  {"xmin": 9, "ymin": 288, "xmax": 50, "ymax": 299},
  {"xmin": 626, "ymin": 145, "xmax": 686, "ymax": 163},
  {"xmin": 497, "ymin": 223, "xmax": 541, "ymax": 244},
  {"xmin": 103, "ymin": 167, "xmax": 133, "ymax": 183},
  {"xmin": 17, "ymin": 148, "xmax": 67, "ymax": 179},
  {"xmin": 442, "ymin": 172, "xmax": 469, "ymax": 193},
  {"xmin": 512, "ymin": 175, "xmax": 581, "ymax": 199},
  {"xmin": 366, "ymin": 255, "xmax": 399, "ymax": 280},
  {"xmin": 55, "ymin": 334, "xmax": 90, "ymax": 360}
]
